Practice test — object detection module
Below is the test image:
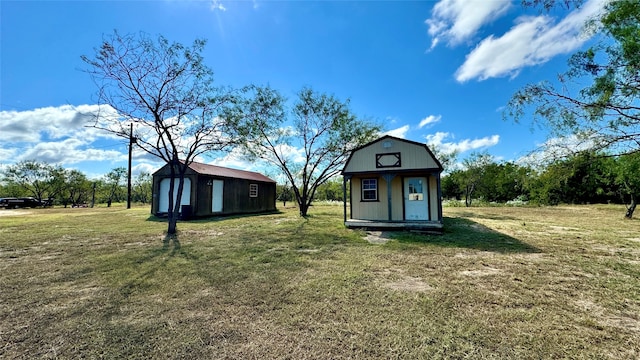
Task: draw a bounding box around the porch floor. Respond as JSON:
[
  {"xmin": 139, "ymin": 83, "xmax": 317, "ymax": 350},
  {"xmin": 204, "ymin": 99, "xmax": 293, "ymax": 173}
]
[{"xmin": 345, "ymin": 219, "xmax": 443, "ymax": 233}]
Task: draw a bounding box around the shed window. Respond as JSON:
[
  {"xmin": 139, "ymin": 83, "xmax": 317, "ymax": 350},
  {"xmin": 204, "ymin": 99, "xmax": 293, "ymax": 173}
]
[
  {"xmin": 249, "ymin": 184, "xmax": 258, "ymax": 197},
  {"xmin": 361, "ymin": 178, "xmax": 378, "ymax": 201}
]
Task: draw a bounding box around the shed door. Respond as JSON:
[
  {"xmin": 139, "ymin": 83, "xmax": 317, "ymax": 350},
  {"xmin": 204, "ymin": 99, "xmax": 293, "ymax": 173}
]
[
  {"xmin": 212, "ymin": 180, "xmax": 224, "ymax": 212},
  {"xmin": 159, "ymin": 178, "xmax": 191, "ymax": 212},
  {"xmin": 404, "ymin": 177, "xmax": 429, "ymax": 221}
]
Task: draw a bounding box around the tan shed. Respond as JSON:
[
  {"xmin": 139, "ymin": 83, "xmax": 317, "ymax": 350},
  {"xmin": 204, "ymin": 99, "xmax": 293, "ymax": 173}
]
[{"xmin": 341, "ymin": 135, "xmax": 443, "ymax": 232}]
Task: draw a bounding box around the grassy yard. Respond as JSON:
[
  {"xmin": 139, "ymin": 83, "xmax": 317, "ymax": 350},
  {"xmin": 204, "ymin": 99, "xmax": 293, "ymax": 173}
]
[{"xmin": 1, "ymin": 204, "xmax": 639, "ymax": 359}]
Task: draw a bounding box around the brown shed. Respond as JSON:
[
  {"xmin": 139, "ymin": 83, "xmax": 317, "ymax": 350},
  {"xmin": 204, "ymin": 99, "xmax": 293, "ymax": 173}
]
[
  {"xmin": 342, "ymin": 135, "xmax": 444, "ymax": 232},
  {"xmin": 152, "ymin": 161, "xmax": 276, "ymax": 218}
]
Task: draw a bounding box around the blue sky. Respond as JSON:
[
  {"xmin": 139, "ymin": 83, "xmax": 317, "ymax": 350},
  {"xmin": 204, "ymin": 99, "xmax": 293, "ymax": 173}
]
[{"xmin": 0, "ymin": 0, "xmax": 607, "ymax": 179}]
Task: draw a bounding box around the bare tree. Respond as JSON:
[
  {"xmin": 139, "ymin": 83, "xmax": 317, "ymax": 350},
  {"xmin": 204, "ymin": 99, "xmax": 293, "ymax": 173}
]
[{"xmin": 82, "ymin": 31, "xmax": 238, "ymax": 236}]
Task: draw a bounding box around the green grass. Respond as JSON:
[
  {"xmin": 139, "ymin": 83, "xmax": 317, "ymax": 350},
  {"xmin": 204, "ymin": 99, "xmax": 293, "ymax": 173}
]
[{"xmin": 1, "ymin": 204, "xmax": 639, "ymax": 359}]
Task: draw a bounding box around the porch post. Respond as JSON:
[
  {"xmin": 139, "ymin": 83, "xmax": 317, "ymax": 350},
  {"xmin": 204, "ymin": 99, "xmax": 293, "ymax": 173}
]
[
  {"xmin": 437, "ymin": 173, "xmax": 443, "ymax": 223},
  {"xmin": 342, "ymin": 175, "xmax": 351, "ymax": 223},
  {"xmin": 382, "ymin": 173, "xmax": 396, "ymax": 221}
]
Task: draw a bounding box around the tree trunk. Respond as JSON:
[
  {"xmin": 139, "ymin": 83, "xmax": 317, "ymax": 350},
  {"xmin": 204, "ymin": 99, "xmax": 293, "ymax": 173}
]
[
  {"xmin": 625, "ymin": 194, "xmax": 636, "ymax": 219},
  {"xmin": 465, "ymin": 184, "xmax": 474, "ymax": 207},
  {"xmin": 167, "ymin": 211, "xmax": 178, "ymax": 234},
  {"xmin": 299, "ymin": 202, "xmax": 309, "ymax": 217},
  {"xmin": 166, "ymin": 165, "xmax": 187, "ymax": 236}
]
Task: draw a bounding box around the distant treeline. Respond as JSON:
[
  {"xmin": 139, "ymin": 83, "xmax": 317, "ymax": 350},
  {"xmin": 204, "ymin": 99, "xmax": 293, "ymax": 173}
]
[
  {"xmin": 441, "ymin": 151, "xmax": 640, "ymax": 210},
  {"xmin": 4, "ymin": 150, "xmax": 639, "ymax": 216},
  {"xmin": 0, "ymin": 160, "xmax": 152, "ymax": 207}
]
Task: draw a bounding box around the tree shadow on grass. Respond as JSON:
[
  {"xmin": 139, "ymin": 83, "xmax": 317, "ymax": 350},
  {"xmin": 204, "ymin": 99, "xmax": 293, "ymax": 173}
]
[
  {"xmin": 389, "ymin": 216, "xmax": 541, "ymax": 254},
  {"xmin": 146, "ymin": 210, "xmax": 283, "ymax": 223},
  {"xmin": 455, "ymin": 212, "xmax": 520, "ymax": 221}
]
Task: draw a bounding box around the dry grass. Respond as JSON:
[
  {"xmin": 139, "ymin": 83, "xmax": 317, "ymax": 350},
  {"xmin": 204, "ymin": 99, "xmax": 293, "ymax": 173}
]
[{"xmin": 0, "ymin": 204, "xmax": 639, "ymax": 359}]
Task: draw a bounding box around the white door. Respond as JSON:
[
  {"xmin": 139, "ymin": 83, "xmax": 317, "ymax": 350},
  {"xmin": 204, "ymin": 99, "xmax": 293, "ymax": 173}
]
[
  {"xmin": 404, "ymin": 177, "xmax": 429, "ymax": 220},
  {"xmin": 212, "ymin": 180, "xmax": 224, "ymax": 212},
  {"xmin": 159, "ymin": 178, "xmax": 191, "ymax": 212}
]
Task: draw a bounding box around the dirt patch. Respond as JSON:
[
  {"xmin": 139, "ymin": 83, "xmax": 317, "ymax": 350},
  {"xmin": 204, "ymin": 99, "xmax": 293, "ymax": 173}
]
[
  {"xmin": 295, "ymin": 249, "xmax": 321, "ymax": 254},
  {"xmin": 363, "ymin": 231, "xmax": 393, "ymax": 244},
  {"xmin": 548, "ymin": 225, "xmax": 581, "ymax": 232},
  {"xmin": 372, "ymin": 268, "xmax": 433, "ymax": 293},
  {"xmin": 469, "ymin": 223, "xmax": 493, "ymax": 233},
  {"xmin": 460, "ymin": 267, "xmax": 502, "ymax": 277},
  {"xmin": 182, "ymin": 230, "xmax": 224, "ymax": 237},
  {"xmin": 574, "ymin": 299, "xmax": 640, "ymax": 332},
  {"xmin": 0, "ymin": 210, "xmax": 31, "ymax": 217},
  {"xmin": 384, "ymin": 276, "xmax": 432, "ymax": 292},
  {"xmin": 273, "ymin": 218, "xmax": 296, "ymax": 225}
]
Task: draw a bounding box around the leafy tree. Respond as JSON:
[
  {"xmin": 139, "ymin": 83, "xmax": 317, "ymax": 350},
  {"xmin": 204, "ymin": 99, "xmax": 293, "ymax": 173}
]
[
  {"xmin": 314, "ymin": 179, "xmax": 345, "ymax": 202},
  {"xmin": 460, "ymin": 152, "xmax": 493, "ymax": 207},
  {"xmin": 1, "ymin": 160, "xmax": 63, "ymax": 204},
  {"xmin": 82, "ymin": 31, "xmax": 239, "ymax": 236},
  {"xmin": 477, "ymin": 162, "xmax": 532, "ymax": 203},
  {"xmin": 102, "ymin": 167, "xmax": 126, "ymax": 207},
  {"xmin": 60, "ymin": 170, "xmax": 92, "ymax": 207},
  {"xmin": 0, "ymin": 182, "xmax": 25, "ymax": 197},
  {"xmin": 527, "ymin": 151, "xmax": 618, "ymax": 205},
  {"xmin": 132, "ymin": 172, "xmax": 152, "ymax": 204},
  {"xmin": 276, "ymin": 183, "xmax": 293, "ymax": 207},
  {"xmin": 441, "ymin": 170, "xmax": 464, "ymax": 201},
  {"xmin": 615, "ymin": 152, "xmax": 640, "ymax": 218},
  {"xmin": 427, "ymin": 145, "xmax": 458, "ymax": 174},
  {"xmin": 228, "ymin": 86, "xmax": 381, "ymax": 217},
  {"xmin": 507, "ymin": 0, "xmax": 640, "ymax": 217},
  {"xmin": 521, "ymin": 0, "xmax": 584, "ymax": 11}
]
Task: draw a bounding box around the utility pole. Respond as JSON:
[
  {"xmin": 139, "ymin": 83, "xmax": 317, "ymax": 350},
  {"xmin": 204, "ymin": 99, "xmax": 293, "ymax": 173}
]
[
  {"xmin": 91, "ymin": 182, "xmax": 96, "ymax": 208},
  {"xmin": 127, "ymin": 123, "xmax": 136, "ymax": 209}
]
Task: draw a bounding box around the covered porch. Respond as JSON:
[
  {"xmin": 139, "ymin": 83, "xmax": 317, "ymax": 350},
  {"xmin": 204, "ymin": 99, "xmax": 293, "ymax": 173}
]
[{"xmin": 344, "ymin": 218, "xmax": 444, "ymax": 233}]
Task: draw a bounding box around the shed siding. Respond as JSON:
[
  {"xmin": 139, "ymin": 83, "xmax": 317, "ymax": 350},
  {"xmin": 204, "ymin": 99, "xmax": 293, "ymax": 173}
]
[
  {"xmin": 343, "ymin": 139, "xmax": 439, "ymax": 173},
  {"xmin": 350, "ymin": 176, "xmax": 405, "ymax": 222},
  {"xmin": 351, "ymin": 177, "xmax": 387, "ymax": 220},
  {"xmin": 195, "ymin": 176, "xmax": 211, "ymax": 215},
  {"xmin": 391, "ymin": 177, "xmax": 404, "ymax": 221},
  {"xmin": 220, "ymin": 179, "xmax": 276, "ymax": 214},
  {"xmin": 152, "ymin": 162, "xmax": 276, "ymax": 217},
  {"xmin": 429, "ymin": 175, "xmax": 439, "ymax": 220}
]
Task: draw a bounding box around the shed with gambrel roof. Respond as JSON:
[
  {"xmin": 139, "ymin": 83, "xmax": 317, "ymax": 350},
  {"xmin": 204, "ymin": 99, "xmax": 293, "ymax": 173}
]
[{"xmin": 341, "ymin": 135, "xmax": 443, "ymax": 232}]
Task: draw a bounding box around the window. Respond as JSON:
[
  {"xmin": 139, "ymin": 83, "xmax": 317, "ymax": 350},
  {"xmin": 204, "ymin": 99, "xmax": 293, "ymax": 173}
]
[
  {"xmin": 249, "ymin": 184, "xmax": 258, "ymax": 198},
  {"xmin": 361, "ymin": 178, "xmax": 378, "ymax": 201},
  {"xmin": 407, "ymin": 178, "xmax": 424, "ymax": 201}
]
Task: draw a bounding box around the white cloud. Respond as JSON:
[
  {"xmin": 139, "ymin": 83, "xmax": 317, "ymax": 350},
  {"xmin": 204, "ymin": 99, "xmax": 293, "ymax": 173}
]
[
  {"xmin": 0, "ymin": 147, "xmax": 17, "ymax": 162},
  {"xmin": 426, "ymin": 131, "xmax": 500, "ymax": 154},
  {"xmin": 0, "ymin": 105, "xmax": 137, "ymax": 177},
  {"xmin": 0, "ymin": 104, "xmax": 121, "ymax": 144},
  {"xmin": 211, "ymin": 0, "xmax": 226, "ymax": 11},
  {"xmin": 132, "ymin": 162, "xmax": 162, "ymax": 176},
  {"xmin": 383, "ymin": 125, "xmax": 410, "ymax": 139},
  {"xmin": 418, "ymin": 115, "xmax": 442, "ymax": 129},
  {"xmin": 208, "ymin": 147, "xmax": 256, "ymax": 170},
  {"xmin": 18, "ymin": 139, "xmax": 126, "ymax": 165},
  {"xmin": 455, "ymin": 0, "xmax": 606, "ymax": 82},
  {"xmin": 517, "ymin": 134, "xmax": 597, "ymax": 168},
  {"xmin": 426, "ymin": 0, "xmax": 511, "ymax": 49}
]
